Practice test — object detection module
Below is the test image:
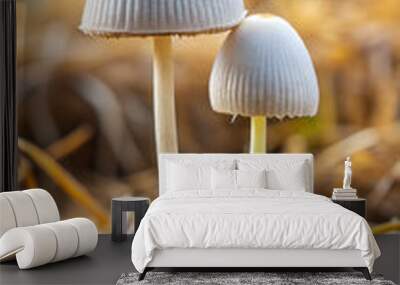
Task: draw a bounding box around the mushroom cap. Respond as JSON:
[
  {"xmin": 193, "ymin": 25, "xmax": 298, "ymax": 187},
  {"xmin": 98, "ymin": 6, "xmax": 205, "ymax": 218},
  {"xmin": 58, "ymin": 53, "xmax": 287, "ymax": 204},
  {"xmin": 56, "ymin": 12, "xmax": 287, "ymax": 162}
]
[
  {"xmin": 79, "ymin": 0, "xmax": 247, "ymax": 37},
  {"xmin": 209, "ymin": 15, "xmax": 319, "ymax": 119}
]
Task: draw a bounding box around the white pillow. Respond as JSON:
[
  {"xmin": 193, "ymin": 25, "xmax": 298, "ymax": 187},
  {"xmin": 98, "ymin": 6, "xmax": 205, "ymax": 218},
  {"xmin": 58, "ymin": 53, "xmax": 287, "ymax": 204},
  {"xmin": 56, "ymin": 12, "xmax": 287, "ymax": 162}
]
[
  {"xmin": 266, "ymin": 168, "xmax": 307, "ymax": 191},
  {"xmin": 166, "ymin": 162, "xmax": 211, "ymax": 191},
  {"xmin": 237, "ymin": 159, "xmax": 309, "ymax": 191},
  {"xmin": 211, "ymin": 169, "xmax": 267, "ymax": 190},
  {"xmin": 165, "ymin": 159, "xmax": 236, "ymax": 192},
  {"xmin": 237, "ymin": 169, "xmax": 267, "ymax": 189},
  {"xmin": 211, "ymin": 169, "xmax": 236, "ymax": 189}
]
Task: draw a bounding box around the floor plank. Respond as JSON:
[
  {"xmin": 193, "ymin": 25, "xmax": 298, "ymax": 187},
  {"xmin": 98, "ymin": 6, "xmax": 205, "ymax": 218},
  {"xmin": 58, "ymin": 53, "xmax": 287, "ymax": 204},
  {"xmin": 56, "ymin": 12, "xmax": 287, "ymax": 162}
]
[
  {"xmin": 1, "ymin": 234, "xmax": 397, "ymax": 284},
  {"xmin": 0, "ymin": 235, "xmax": 133, "ymax": 285}
]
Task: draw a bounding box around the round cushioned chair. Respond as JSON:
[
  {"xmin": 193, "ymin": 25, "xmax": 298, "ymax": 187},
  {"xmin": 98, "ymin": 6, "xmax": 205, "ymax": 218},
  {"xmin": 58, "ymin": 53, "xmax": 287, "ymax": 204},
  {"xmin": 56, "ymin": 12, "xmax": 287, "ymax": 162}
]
[{"xmin": 0, "ymin": 189, "xmax": 98, "ymax": 269}]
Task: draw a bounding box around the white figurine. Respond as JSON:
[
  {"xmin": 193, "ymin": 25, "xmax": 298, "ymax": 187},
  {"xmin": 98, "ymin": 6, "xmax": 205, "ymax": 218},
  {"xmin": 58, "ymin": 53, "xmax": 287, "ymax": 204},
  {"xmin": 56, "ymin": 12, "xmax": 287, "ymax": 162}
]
[{"xmin": 343, "ymin": 157, "xmax": 352, "ymax": 189}]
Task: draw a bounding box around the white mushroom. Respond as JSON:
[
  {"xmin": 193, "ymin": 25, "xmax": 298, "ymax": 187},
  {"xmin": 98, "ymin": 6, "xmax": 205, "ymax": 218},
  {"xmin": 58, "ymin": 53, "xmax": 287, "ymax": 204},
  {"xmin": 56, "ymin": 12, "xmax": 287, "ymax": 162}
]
[
  {"xmin": 80, "ymin": 0, "xmax": 247, "ymax": 154},
  {"xmin": 210, "ymin": 15, "xmax": 319, "ymax": 153}
]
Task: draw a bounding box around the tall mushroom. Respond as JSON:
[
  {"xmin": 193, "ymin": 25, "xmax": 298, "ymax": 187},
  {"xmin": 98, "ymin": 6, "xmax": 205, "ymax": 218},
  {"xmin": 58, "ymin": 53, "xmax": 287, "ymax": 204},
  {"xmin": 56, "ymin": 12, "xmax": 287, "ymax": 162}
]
[
  {"xmin": 79, "ymin": 0, "xmax": 246, "ymax": 154},
  {"xmin": 209, "ymin": 15, "xmax": 319, "ymax": 153}
]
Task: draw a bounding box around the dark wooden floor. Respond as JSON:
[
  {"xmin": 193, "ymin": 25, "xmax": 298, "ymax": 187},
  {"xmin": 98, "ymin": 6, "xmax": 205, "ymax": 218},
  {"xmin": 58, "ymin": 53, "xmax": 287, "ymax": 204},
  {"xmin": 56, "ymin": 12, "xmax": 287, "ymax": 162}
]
[
  {"xmin": 0, "ymin": 235, "xmax": 134, "ymax": 285},
  {"xmin": 1, "ymin": 234, "xmax": 398, "ymax": 285}
]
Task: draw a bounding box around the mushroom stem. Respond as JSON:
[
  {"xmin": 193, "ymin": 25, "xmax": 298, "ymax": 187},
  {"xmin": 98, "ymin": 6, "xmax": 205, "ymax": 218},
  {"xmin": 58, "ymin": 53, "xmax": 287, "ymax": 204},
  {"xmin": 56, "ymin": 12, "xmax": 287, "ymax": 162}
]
[
  {"xmin": 153, "ymin": 36, "xmax": 178, "ymax": 153},
  {"xmin": 250, "ymin": 116, "xmax": 267, "ymax": 153}
]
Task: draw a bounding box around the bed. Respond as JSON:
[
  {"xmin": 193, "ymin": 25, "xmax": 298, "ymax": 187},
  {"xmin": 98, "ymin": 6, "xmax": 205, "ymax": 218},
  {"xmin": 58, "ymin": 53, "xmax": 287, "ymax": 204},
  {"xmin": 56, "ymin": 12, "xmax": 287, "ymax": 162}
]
[{"xmin": 131, "ymin": 154, "xmax": 380, "ymax": 280}]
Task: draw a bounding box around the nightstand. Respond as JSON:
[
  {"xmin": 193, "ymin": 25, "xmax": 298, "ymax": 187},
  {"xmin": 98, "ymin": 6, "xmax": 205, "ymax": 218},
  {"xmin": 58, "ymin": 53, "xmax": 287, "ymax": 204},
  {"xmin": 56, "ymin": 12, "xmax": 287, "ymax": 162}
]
[
  {"xmin": 111, "ymin": 197, "xmax": 150, "ymax": 242},
  {"xmin": 332, "ymin": 198, "xmax": 366, "ymax": 218}
]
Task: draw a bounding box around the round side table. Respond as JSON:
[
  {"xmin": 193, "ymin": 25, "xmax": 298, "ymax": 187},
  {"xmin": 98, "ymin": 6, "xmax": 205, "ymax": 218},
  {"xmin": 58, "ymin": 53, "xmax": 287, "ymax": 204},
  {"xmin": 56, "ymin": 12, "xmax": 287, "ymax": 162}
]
[{"xmin": 111, "ymin": 197, "xmax": 150, "ymax": 242}]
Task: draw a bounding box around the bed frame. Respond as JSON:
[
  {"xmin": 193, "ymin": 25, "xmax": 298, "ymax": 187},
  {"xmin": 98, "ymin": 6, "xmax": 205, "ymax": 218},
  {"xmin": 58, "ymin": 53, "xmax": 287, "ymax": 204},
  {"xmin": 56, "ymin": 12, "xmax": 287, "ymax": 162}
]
[{"xmin": 139, "ymin": 154, "xmax": 371, "ymax": 280}]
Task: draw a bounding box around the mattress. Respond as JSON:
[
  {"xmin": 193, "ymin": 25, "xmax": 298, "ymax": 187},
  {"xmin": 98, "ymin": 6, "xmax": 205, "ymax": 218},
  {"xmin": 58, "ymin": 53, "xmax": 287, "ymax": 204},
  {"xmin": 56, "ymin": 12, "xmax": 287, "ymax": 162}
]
[{"xmin": 131, "ymin": 190, "xmax": 380, "ymax": 273}]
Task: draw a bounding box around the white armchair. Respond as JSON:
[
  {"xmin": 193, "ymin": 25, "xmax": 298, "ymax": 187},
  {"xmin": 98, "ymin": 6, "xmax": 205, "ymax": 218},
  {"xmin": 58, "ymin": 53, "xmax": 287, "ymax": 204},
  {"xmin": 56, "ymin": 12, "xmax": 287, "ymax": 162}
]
[{"xmin": 0, "ymin": 189, "xmax": 98, "ymax": 269}]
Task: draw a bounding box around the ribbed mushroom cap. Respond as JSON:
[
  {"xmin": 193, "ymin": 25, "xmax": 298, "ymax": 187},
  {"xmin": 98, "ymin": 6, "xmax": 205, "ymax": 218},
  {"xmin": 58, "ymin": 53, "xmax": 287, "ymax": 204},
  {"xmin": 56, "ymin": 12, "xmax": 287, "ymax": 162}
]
[
  {"xmin": 79, "ymin": 0, "xmax": 247, "ymax": 37},
  {"xmin": 209, "ymin": 15, "xmax": 319, "ymax": 119}
]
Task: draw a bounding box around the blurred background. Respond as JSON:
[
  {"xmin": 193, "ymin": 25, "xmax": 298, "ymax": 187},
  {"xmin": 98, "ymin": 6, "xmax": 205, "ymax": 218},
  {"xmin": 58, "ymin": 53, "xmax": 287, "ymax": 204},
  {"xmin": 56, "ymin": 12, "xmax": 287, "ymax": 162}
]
[{"xmin": 16, "ymin": 0, "xmax": 400, "ymax": 232}]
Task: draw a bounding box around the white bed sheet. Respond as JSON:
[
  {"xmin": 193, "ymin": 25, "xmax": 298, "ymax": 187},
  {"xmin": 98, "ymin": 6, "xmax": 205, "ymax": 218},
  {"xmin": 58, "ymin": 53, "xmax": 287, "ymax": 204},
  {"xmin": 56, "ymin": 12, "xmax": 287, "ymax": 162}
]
[{"xmin": 131, "ymin": 190, "xmax": 380, "ymax": 273}]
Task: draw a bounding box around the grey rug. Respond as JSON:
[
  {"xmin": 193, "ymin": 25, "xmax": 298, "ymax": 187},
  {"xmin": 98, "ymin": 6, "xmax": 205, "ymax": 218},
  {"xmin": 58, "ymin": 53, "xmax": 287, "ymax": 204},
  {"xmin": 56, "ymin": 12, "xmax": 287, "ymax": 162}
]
[{"xmin": 117, "ymin": 272, "xmax": 395, "ymax": 285}]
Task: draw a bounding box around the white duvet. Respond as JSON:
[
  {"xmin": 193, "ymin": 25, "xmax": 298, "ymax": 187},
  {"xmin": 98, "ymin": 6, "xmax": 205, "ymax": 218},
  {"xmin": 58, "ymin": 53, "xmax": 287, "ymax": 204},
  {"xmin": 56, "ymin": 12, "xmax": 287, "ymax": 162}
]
[{"xmin": 131, "ymin": 190, "xmax": 380, "ymax": 273}]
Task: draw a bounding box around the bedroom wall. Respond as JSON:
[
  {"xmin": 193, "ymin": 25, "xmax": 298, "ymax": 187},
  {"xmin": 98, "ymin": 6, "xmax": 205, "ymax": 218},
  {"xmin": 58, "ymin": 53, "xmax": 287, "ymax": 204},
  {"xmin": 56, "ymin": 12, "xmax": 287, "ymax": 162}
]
[{"xmin": 14, "ymin": 0, "xmax": 400, "ymax": 233}]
